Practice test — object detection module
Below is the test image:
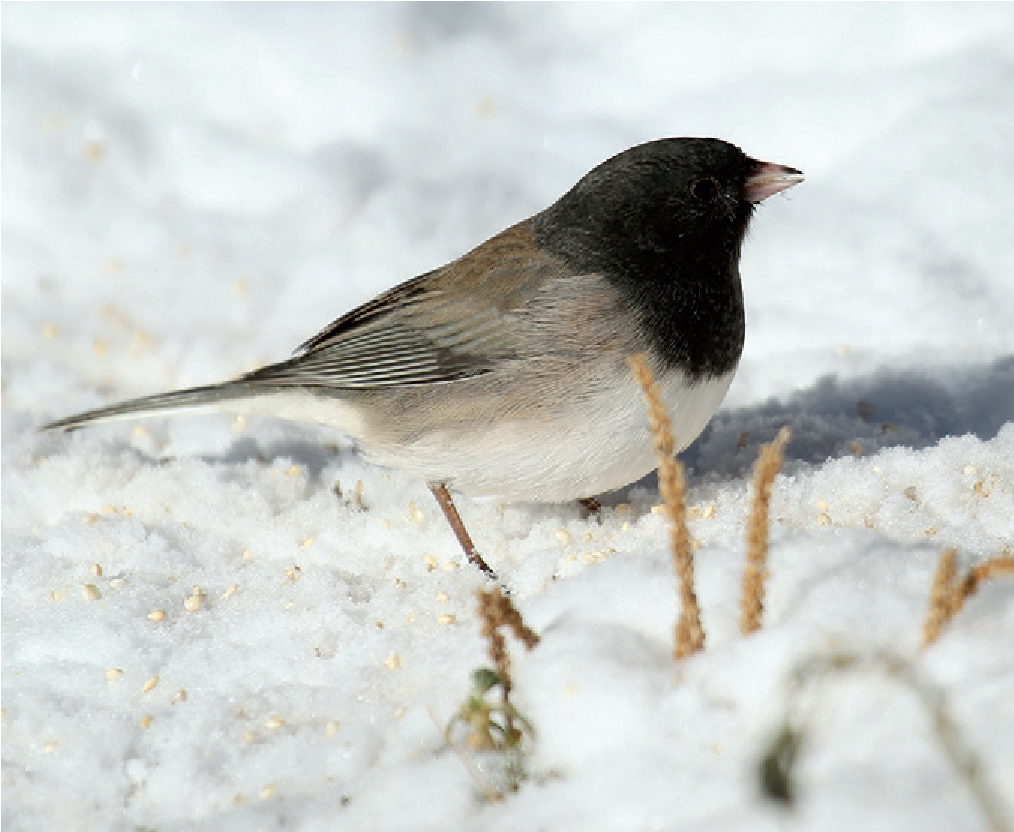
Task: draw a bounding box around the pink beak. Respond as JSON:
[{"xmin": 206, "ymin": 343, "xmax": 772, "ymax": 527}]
[{"xmin": 745, "ymin": 161, "xmax": 804, "ymax": 203}]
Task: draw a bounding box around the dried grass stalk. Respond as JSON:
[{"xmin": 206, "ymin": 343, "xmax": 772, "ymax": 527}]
[
  {"xmin": 477, "ymin": 588, "xmax": 540, "ymax": 697},
  {"xmin": 958, "ymin": 556, "xmax": 1014, "ymax": 607},
  {"xmin": 741, "ymin": 426, "xmax": 792, "ymax": 635},
  {"xmin": 922, "ymin": 551, "xmax": 1014, "ymax": 648},
  {"xmin": 922, "ymin": 548, "xmax": 959, "ymax": 648},
  {"xmin": 627, "ymin": 354, "xmax": 704, "ymax": 659}
]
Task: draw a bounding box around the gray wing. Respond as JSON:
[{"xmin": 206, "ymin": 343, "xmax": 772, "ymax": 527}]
[
  {"xmin": 241, "ymin": 272, "xmax": 515, "ymax": 390},
  {"xmin": 42, "ymin": 222, "xmax": 558, "ymax": 431},
  {"xmin": 40, "ymin": 278, "xmax": 516, "ymax": 431},
  {"xmin": 240, "ymin": 220, "xmax": 564, "ymax": 389}
]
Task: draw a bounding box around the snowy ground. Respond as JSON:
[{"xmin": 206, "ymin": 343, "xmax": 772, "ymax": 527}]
[{"xmin": 3, "ymin": 4, "xmax": 1014, "ymax": 831}]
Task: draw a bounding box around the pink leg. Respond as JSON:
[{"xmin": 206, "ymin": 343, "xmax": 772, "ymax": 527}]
[{"xmin": 429, "ymin": 484, "xmax": 497, "ymax": 580}]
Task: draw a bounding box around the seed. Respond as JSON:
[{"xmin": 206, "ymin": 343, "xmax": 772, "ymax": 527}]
[{"xmin": 184, "ymin": 588, "xmax": 205, "ymax": 612}]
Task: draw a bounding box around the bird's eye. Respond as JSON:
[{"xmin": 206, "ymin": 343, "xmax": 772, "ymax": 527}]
[{"xmin": 689, "ymin": 178, "xmax": 719, "ymax": 201}]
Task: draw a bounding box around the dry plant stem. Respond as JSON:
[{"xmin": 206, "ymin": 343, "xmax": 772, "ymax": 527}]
[
  {"xmin": 497, "ymin": 594, "xmax": 540, "ymax": 652},
  {"xmin": 922, "ymin": 548, "xmax": 959, "ymax": 648},
  {"xmin": 958, "ymin": 556, "xmax": 1014, "ymax": 610},
  {"xmin": 429, "ymin": 483, "xmax": 497, "ymax": 580},
  {"xmin": 923, "ymin": 551, "xmax": 1014, "ymax": 648},
  {"xmin": 740, "ymin": 426, "xmax": 792, "ymax": 636},
  {"xmin": 627, "ymin": 354, "xmax": 704, "ymax": 660},
  {"xmin": 477, "ymin": 587, "xmax": 541, "ymax": 741},
  {"xmin": 480, "ymin": 600, "xmax": 510, "ymax": 694},
  {"xmin": 478, "ymin": 588, "xmax": 541, "ymax": 691}
]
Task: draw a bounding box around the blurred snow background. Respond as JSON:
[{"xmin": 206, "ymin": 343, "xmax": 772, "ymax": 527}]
[{"xmin": 3, "ymin": 4, "xmax": 1013, "ymax": 830}]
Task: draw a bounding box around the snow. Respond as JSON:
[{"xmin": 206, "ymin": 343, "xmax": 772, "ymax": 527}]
[{"xmin": 3, "ymin": 4, "xmax": 1014, "ymax": 830}]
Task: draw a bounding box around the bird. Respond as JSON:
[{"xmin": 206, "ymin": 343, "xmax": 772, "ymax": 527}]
[{"xmin": 42, "ymin": 137, "xmax": 803, "ymax": 579}]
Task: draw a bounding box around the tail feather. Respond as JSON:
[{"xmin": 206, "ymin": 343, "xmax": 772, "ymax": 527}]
[{"xmin": 41, "ymin": 382, "xmax": 258, "ymax": 432}]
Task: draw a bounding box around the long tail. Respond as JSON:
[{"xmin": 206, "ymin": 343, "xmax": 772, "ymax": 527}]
[{"xmin": 41, "ymin": 381, "xmax": 262, "ymax": 432}]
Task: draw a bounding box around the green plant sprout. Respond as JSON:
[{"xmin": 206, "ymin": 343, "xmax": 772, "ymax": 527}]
[{"xmin": 446, "ymin": 668, "xmax": 535, "ymax": 753}]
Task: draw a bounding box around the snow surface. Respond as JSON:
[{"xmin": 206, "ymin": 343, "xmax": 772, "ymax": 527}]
[{"xmin": 3, "ymin": 4, "xmax": 1014, "ymax": 830}]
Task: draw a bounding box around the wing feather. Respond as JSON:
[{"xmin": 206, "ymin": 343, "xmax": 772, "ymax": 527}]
[{"xmin": 240, "ymin": 222, "xmax": 558, "ymax": 390}]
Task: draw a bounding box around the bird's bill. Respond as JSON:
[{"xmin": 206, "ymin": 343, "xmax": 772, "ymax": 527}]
[{"xmin": 745, "ymin": 162, "xmax": 805, "ymax": 203}]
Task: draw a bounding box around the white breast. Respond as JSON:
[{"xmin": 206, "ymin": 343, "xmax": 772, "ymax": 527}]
[
  {"xmin": 209, "ymin": 364, "xmax": 735, "ymax": 504},
  {"xmin": 376, "ymin": 367, "xmax": 737, "ymax": 503}
]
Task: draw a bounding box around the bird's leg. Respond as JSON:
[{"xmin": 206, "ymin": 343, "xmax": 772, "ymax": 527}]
[
  {"xmin": 577, "ymin": 496, "xmax": 602, "ymax": 521},
  {"xmin": 429, "ymin": 484, "xmax": 497, "ymax": 581}
]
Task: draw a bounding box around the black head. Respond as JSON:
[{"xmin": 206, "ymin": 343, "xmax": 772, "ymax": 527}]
[
  {"xmin": 533, "ymin": 138, "xmax": 762, "ymax": 277},
  {"xmin": 530, "ymin": 138, "xmax": 798, "ymax": 378}
]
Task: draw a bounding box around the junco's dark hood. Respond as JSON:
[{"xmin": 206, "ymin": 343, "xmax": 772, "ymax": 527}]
[{"xmin": 533, "ymin": 138, "xmax": 801, "ymax": 378}]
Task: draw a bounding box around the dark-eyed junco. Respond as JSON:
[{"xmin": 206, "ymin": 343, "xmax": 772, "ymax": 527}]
[{"xmin": 43, "ymin": 137, "xmax": 802, "ymax": 578}]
